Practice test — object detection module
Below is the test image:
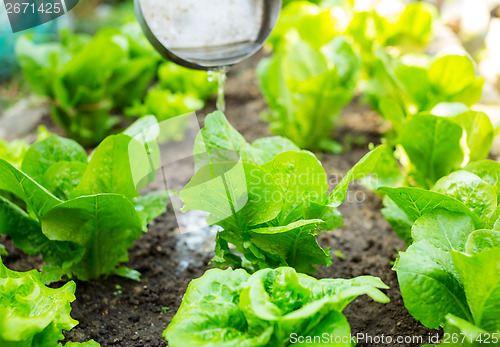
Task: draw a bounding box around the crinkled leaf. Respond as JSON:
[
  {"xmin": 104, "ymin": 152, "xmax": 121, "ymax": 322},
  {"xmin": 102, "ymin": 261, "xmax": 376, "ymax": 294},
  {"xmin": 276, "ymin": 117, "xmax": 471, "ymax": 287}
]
[
  {"xmin": 239, "ymin": 268, "xmax": 388, "ymax": 345},
  {"xmin": 165, "ymin": 267, "xmax": 387, "ymax": 347},
  {"xmin": 411, "ymin": 209, "xmax": 475, "ymax": 251},
  {"xmin": 21, "ymin": 135, "xmax": 87, "ymax": 185},
  {"xmin": 465, "ymin": 229, "xmax": 500, "ymax": 255},
  {"xmin": 432, "ymin": 171, "xmax": 497, "ymax": 222},
  {"xmin": 163, "ymin": 268, "xmax": 272, "ymax": 347},
  {"xmin": 464, "ymin": 160, "xmax": 500, "ymax": 202},
  {"xmin": 0, "ymin": 259, "xmax": 78, "ymax": 345},
  {"xmin": 42, "ymin": 161, "xmax": 87, "ymax": 200}
]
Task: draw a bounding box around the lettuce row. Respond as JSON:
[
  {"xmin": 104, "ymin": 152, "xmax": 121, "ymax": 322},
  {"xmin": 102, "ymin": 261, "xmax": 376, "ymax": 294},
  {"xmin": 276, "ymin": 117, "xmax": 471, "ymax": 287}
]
[
  {"xmin": 125, "ymin": 61, "xmax": 216, "ymax": 122},
  {"xmin": 164, "ymin": 267, "xmax": 389, "ymax": 347},
  {"xmin": 365, "ymin": 52, "xmax": 483, "ymax": 117},
  {"xmin": 0, "ymin": 119, "xmax": 166, "ymax": 281},
  {"xmin": 0, "ymin": 258, "xmax": 99, "ymax": 346},
  {"xmin": 379, "ymin": 164, "xmax": 500, "ymax": 339},
  {"xmin": 272, "ymin": 1, "xmax": 435, "ymax": 57},
  {"xmin": 181, "ymin": 112, "xmax": 387, "ymax": 273},
  {"xmin": 15, "ymin": 25, "xmax": 158, "ymax": 146}
]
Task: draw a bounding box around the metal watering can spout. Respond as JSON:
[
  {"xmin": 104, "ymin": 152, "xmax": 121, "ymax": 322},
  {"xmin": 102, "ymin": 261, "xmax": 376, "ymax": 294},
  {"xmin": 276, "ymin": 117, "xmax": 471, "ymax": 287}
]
[{"xmin": 135, "ymin": 0, "xmax": 282, "ymax": 70}]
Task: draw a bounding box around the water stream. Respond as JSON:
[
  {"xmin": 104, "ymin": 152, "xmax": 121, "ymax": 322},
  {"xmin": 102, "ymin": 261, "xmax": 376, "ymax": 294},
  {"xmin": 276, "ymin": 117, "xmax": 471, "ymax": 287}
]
[{"xmin": 216, "ymin": 66, "xmax": 229, "ymax": 113}]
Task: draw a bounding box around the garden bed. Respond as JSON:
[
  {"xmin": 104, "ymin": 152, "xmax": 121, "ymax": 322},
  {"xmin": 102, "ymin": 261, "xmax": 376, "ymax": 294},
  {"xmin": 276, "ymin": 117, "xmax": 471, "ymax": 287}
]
[{"xmin": 1, "ymin": 52, "xmax": 435, "ymax": 346}]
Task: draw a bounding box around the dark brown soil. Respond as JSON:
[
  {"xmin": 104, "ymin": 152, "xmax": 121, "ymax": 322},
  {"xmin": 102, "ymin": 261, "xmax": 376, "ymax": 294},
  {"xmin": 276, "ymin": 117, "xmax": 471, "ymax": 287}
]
[{"xmin": 1, "ymin": 51, "xmax": 437, "ymax": 346}]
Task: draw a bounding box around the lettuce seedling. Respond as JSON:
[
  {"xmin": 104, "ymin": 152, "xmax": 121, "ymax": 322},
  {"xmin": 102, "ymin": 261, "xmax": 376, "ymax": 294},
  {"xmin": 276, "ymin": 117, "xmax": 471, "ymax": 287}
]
[
  {"xmin": 258, "ymin": 34, "xmax": 361, "ymax": 152},
  {"xmin": 164, "ymin": 267, "xmax": 389, "ymax": 347},
  {"xmin": 0, "ymin": 118, "xmax": 166, "ymax": 281},
  {"xmin": 16, "ymin": 25, "xmax": 158, "ymax": 146},
  {"xmin": 375, "ymin": 107, "xmax": 495, "ymax": 243},
  {"xmin": 181, "ymin": 112, "xmax": 387, "ymax": 273},
  {"xmin": 0, "ymin": 258, "xmax": 99, "ymax": 346},
  {"xmin": 379, "ymin": 164, "xmax": 500, "ymax": 335}
]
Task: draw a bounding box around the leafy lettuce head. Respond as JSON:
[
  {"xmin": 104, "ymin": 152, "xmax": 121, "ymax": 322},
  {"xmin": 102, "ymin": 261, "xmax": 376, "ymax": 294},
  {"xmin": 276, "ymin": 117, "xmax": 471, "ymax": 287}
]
[{"xmin": 164, "ymin": 267, "xmax": 389, "ymax": 347}]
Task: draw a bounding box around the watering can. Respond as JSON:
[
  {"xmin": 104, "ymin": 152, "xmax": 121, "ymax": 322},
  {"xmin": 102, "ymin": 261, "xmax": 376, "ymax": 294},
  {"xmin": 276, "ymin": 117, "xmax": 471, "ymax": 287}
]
[{"xmin": 135, "ymin": 0, "xmax": 282, "ymax": 70}]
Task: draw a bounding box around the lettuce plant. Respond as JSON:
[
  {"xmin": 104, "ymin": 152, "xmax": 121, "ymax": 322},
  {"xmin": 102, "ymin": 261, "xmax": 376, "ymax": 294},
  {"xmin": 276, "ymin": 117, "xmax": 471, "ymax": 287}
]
[
  {"xmin": 379, "ymin": 164, "xmax": 500, "ymax": 339},
  {"xmin": 378, "ymin": 108, "xmax": 496, "ymax": 244},
  {"xmin": 164, "ymin": 267, "xmax": 389, "ymax": 347},
  {"xmin": 258, "ymin": 34, "xmax": 360, "ymax": 152},
  {"xmin": 181, "ymin": 112, "xmax": 387, "ymax": 273},
  {"xmin": 16, "ymin": 25, "xmax": 158, "ymax": 146},
  {"xmin": 0, "ymin": 118, "xmax": 166, "ymax": 281},
  {"xmin": 0, "ymin": 258, "xmax": 99, "ymax": 346}
]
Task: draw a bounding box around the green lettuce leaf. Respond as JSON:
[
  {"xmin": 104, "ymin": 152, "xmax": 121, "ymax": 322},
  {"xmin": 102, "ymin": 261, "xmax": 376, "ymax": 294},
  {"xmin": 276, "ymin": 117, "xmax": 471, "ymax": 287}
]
[
  {"xmin": 451, "ymin": 248, "xmax": 500, "ymax": 332},
  {"xmin": 398, "ymin": 114, "xmax": 464, "ymax": 188},
  {"xmin": 393, "ymin": 211, "xmax": 474, "ymax": 329},
  {"xmin": 193, "ymin": 111, "xmax": 299, "ymax": 170},
  {"xmin": 394, "ymin": 208, "xmax": 500, "ymax": 332},
  {"xmin": 41, "ymin": 194, "xmax": 143, "ymax": 281},
  {"xmin": 70, "ymin": 134, "xmax": 140, "ymax": 200},
  {"xmin": 0, "ymin": 258, "xmax": 78, "ymax": 346}
]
